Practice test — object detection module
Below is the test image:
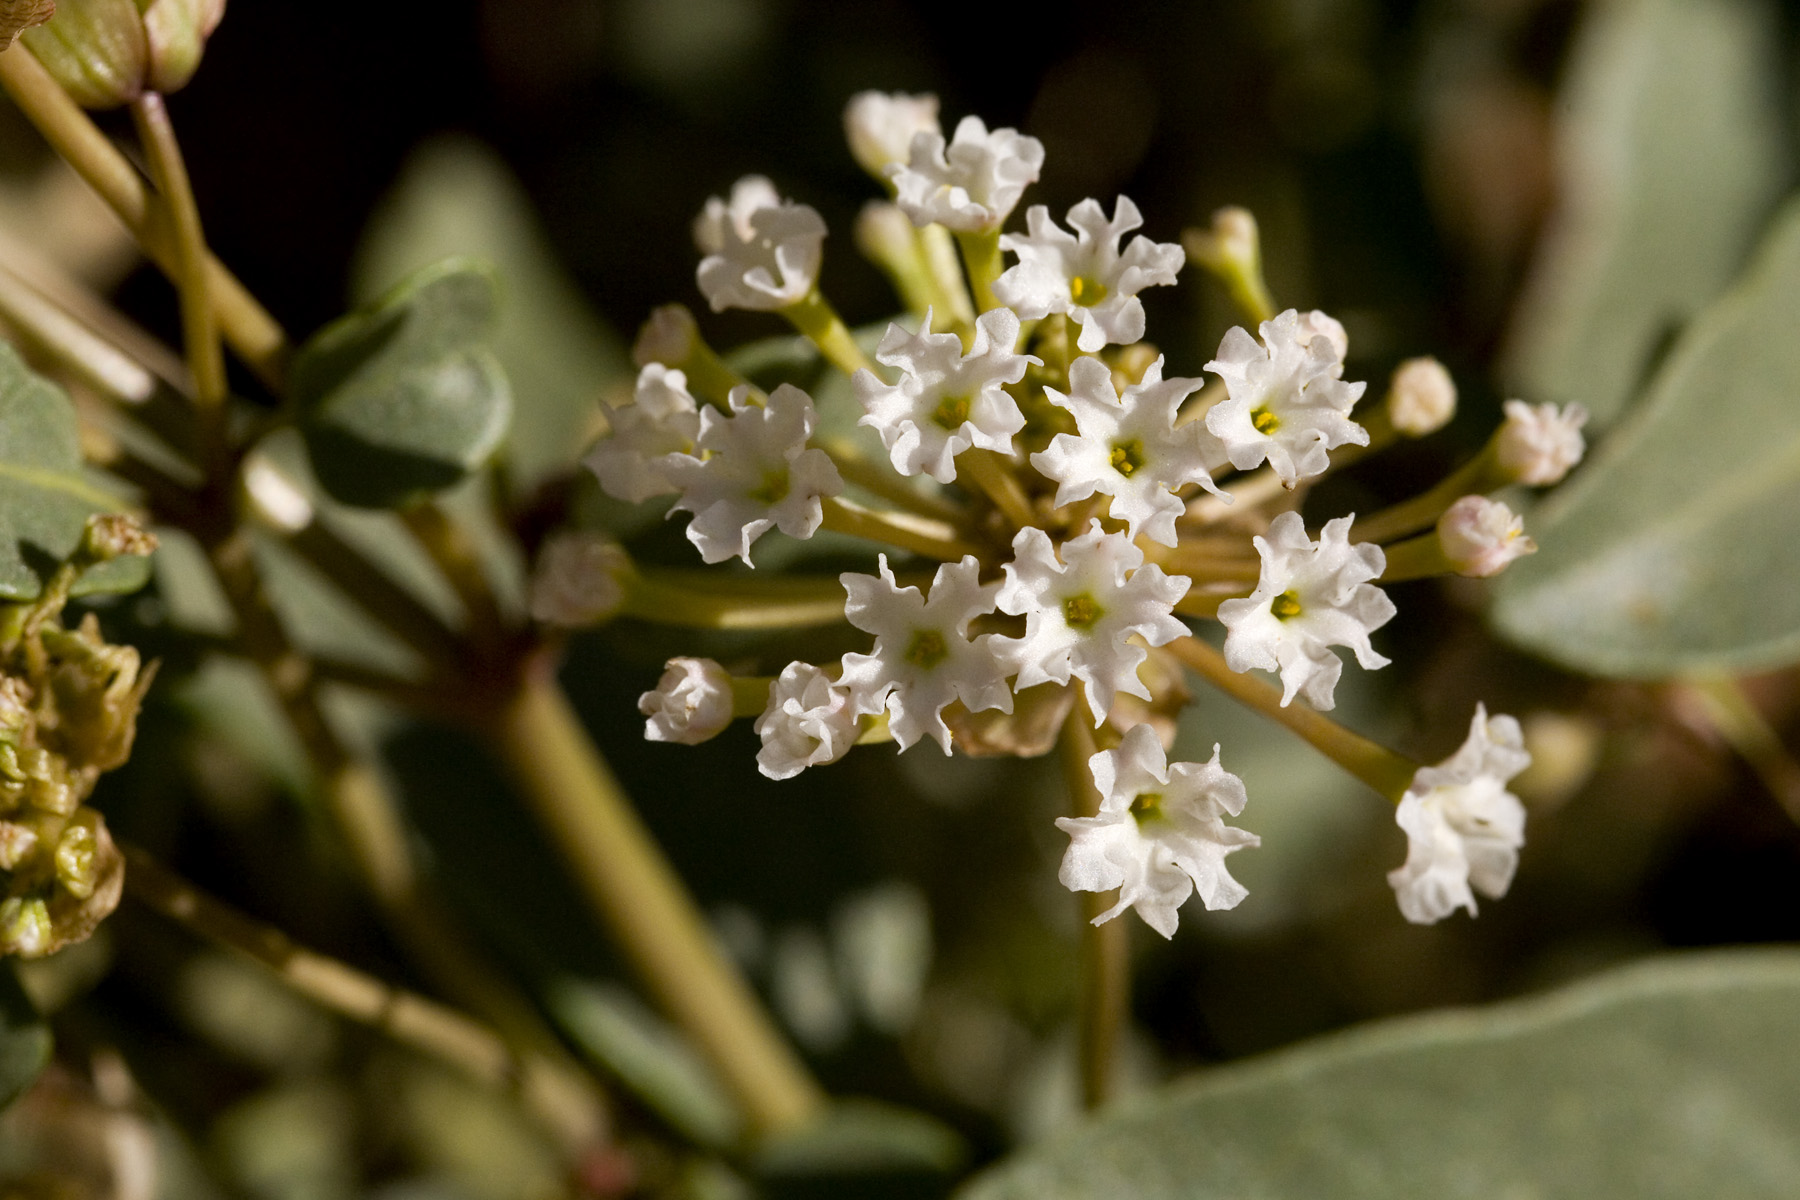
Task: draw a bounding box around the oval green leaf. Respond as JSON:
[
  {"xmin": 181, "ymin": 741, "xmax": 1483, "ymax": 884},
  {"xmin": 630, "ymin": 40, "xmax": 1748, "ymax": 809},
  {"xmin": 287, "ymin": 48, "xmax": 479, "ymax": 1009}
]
[
  {"xmin": 959, "ymin": 950, "xmax": 1800, "ymax": 1200},
  {"xmin": 1501, "ymin": 0, "xmax": 1788, "ymax": 427},
  {"xmin": 0, "ymin": 961, "xmax": 51, "ymax": 1111},
  {"xmin": 0, "ymin": 343, "xmax": 151, "ymax": 600},
  {"xmin": 1493, "ymin": 196, "xmax": 1800, "ymax": 677},
  {"xmin": 291, "ymin": 259, "xmax": 512, "ymax": 510}
]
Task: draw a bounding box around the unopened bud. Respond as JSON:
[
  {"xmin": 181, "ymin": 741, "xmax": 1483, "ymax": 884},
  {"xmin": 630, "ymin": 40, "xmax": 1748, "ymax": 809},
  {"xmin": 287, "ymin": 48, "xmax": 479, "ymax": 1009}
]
[
  {"xmin": 0, "ymin": 822, "xmax": 38, "ymax": 870},
  {"xmin": 844, "ymin": 90, "xmax": 941, "ymax": 180},
  {"xmin": 0, "ymin": 896, "xmax": 52, "ymax": 957},
  {"xmin": 0, "ymin": 677, "xmax": 31, "ymax": 740},
  {"xmin": 23, "ymin": 0, "xmax": 227, "ymax": 108},
  {"xmin": 528, "ymin": 531, "xmax": 632, "ymax": 628},
  {"xmin": 79, "ymin": 513, "xmax": 158, "ymax": 564},
  {"xmin": 54, "ymin": 820, "xmax": 99, "ymax": 899},
  {"xmin": 639, "ymin": 657, "xmax": 734, "ymax": 745},
  {"xmin": 1438, "ymin": 495, "xmax": 1535, "ymax": 578},
  {"xmin": 633, "ymin": 304, "xmax": 701, "ymax": 370},
  {"xmin": 855, "ymin": 200, "xmax": 916, "ymax": 269},
  {"xmin": 1496, "ymin": 399, "xmax": 1587, "ymax": 486},
  {"xmin": 1387, "ymin": 357, "xmax": 1457, "ymax": 436},
  {"xmin": 1185, "ymin": 206, "xmax": 1260, "ymax": 275},
  {"xmin": 0, "ymin": 0, "xmax": 55, "ymax": 51},
  {"xmin": 242, "ymin": 454, "xmax": 314, "ymax": 532},
  {"xmin": 1295, "ymin": 310, "xmax": 1349, "ymax": 369}
]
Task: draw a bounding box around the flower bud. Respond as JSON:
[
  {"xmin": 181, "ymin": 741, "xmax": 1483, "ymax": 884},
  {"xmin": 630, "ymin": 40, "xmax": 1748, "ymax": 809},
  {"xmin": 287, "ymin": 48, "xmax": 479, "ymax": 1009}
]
[
  {"xmin": 640, "ymin": 657, "xmax": 735, "ymax": 745},
  {"xmin": 1295, "ymin": 310, "xmax": 1349, "ymax": 371},
  {"xmin": 528, "ymin": 531, "xmax": 632, "ymax": 628},
  {"xmin": 0, "ymin": 821, "xmax": 38, "ymax": 871},
  {"xmin": 78, "ymin": 512, "xmax": 158, "ymax": 564},
  {"xmin": 0, "ymin": 896, "xmax": 52, "ymax": 957},
  {"xmin": 1495, "ymin": 399, "xmax": 1587, "ymax": 485},
  {"xmin": 1386, "ymin": 356, "xmax": 1456, "ymax": 436},
  {"xmin": 54, "ymin": 820, "xmax": 99, "ymax": 900},
  {"xmin": 0, "ymin": 0, "xmax": 55, "ymax": 51},
  {"xmin": 1438, "ymin": 495, "xmax": 1535, "ymax": 577},
  {"xmin": 633, "ymin": 304, "xmax": 701, "ymax": 370},
  {"xmin": 23, "ymin": 0, "xmax": 226, "ymax": 108},
  {"xmin": 1184, "ymin": 206, "xmax": 1260, "ymax": 276},
  {"xmin": 844, "ymin": 90, "xmax": 941, "ymax": 180},
  {"xmin": 854, "ymin": 200, "xmax": 916, "ymax": 271}
]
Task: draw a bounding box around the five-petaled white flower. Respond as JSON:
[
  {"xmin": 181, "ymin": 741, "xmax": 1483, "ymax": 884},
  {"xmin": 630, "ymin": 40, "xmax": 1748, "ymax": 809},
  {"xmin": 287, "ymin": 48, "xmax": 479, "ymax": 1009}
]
[
  {"xmin": 640, "ymin": 657, "xmax": 735, "ymax": 745},
  {"xmin": 660, "ymin": 384, "xmax": 843, "ymax": 566},
  {"xmin": 993, "ymin": 197, "xmax": 1184, "ymax": 353},
  {"xmin": 1056, "ymin": 723, "xmax": 1259, "ymax": 938},
  {"xmin": 852, "ymin": 307, "xmax": 1037, "ymax": 483},
  {"xmin": 1496, "ymin": 399, "xmax": 1588, "ymax": 486},
  {"xmin": 1205, "ymin": 309, "xmax": 1368, "ymax": 486},
  {"xmin": 1033, "ymin": 355, "xmax": 1226, "ymax": 545},
  {"xmin": 844, "ymin": 90, "xmax": 942, "ymax": 178},
  {"xmin": 888, "ymin": 115, "xmax": 1045, "ymax": 233},
  {"xmin": 693, "ymin": 176, "xmax": 827, "ymax": 312},
  {"xmin": 1388, "ymin": 705, "xmax": 1531, "ymax": 924},
  {"xmin": 754, "ymin": 661, "xmax": 862, "ymax": 780},
  {"xmin": 1438, "ymin": 495, "xmax": 1536, "ymax": 578},
  {"xmin": 839, "ymin": 555, "xmax": 1013, "ymax": 753},
  {"xmin": 997, "ymin": 524, "xmax": 1191, "ymax": 724},
  {"xmin": 585, "ymin": 364, "xmax": 701, "ymax": 504},
  {"xmin": 1218, "ymin": 512, "xmax": 1394, "ymax": 710}
]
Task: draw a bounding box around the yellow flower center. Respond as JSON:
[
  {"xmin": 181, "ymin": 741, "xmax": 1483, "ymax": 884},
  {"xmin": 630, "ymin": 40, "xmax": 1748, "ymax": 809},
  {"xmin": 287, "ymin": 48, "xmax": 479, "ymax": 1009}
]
[
  {"xmin": 1251, "ymin": 406, "xmax": 1280, "ymax": 434},
  {"xmin": 1109, "ymin": 439, "xmax": 1146, "ymax": 478},
  {"xmin": 904, "ymin": 628, "xmax": 949, "ymax": 669},
  {"xmin": 1070, "ymin": 275, "xmax": 1109, "ymax": 307},
  {"xmin": 933, "ymin": 392, "xmax": 973, "ymax": 431},
  {"xmin": 750, "ymin": 469, "xmax": 790, "ymax": 505},
  {"xmin": 1269, "ymin": 590, "xmax": 1303, "ymax": 620},
  {"xmin": 1062, "ymin": 592, "xmax": 1104, "ymax": 630},
  {"xmin": 1130, "ymin": 792, "xmax": 1165, "ymax": 823}
]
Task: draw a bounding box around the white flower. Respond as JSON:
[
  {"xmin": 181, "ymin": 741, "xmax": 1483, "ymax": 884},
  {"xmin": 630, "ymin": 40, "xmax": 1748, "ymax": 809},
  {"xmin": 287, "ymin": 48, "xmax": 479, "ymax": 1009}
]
[
  {"xmin": 844, "ymin": 90, "xmax": 942, "ymax": 178},
  {"xmin": 993, "ymin": 197, "xmax": 1184, "ymax": 353},
  {"xmin": 1033, "ymin": 355, "xmax": 1226, "ymax": 546},
  {"xmin": 888, "ymin": 115, "xmax": 1044, "ymax": 233},
  {"xmin": 584, "ymin": 364, "xmax": 701, "ymax": 503},
  {"xmin": 529, "ymin": 531, "xmax": 632, "ymax": 627},
  {"xmin": 838, "ymin": 555, "xmax": 1013, "ymax": 753},
  {"xmin": 996, "ymin": 524, "xmax": 1191, "ymax": 724},
  {"xmin": 1496, "ymin": 399, "xmax": 1587, "ymax": 486},
  {"xmin": 693, "ymin": 176, "xmax": 826, "ymax": 312},
  {"xmin": 1388, "ymin": 705, "xmax": 1531, "ymax": 924},
  {"xmin": 754, "ymin": 661, "xmax": 861, "ymax": 780},
  {"xmin": 852, "ymin": 307, "xmax": 1036, "ymax": 483},
  {"xmin": 1055, "ymin": 724, "xmax": 1259, "ymax": 938},
  {"xmin": 640, "ymin": 657, "xmax": 735, "ymax": 745},
  {"xmin": 1218, "ymin": 512, "xmax": 1395, "ymax": 710},
  {"xmin": 1293, "ymin": 310, "xmax": 1349, "ymax": 374},
  {"xmin": 1387, "ymin": 356, "xmax": 1456, "ymax": 436},
  {"xmin": 661, "ymin": 384, "xmax": 843, "ymax": 565},
  {"xmin": 1204, "ymin": 309, "xmax": 1368, "ymax": 485},
  {"xmin": 1438, "ymin": 496, "xmax": 1535, "ymax": 578}
]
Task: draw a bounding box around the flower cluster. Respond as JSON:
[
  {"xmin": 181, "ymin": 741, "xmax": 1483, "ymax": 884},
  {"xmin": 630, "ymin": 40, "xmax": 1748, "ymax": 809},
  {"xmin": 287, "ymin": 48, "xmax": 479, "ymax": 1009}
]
[{"xmin": 576, "ymin": 91, "xmax": 1590, "ymax": 933}]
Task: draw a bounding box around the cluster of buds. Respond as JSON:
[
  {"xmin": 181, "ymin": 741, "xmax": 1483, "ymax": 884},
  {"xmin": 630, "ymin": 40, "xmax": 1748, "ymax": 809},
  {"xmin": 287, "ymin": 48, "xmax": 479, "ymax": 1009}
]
[
  {"xmin": 558, "ymin": 92, "xmax": 1589, "ymax": 932},
  {"xmin": 0, "ymin": 515, "xmax": 158, "ymax": 957}
]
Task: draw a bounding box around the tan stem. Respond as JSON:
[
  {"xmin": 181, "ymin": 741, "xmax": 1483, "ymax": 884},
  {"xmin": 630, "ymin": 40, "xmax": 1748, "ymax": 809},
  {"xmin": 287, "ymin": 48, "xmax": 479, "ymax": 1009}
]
[
  {"xmin": 1684, "ymin": 677, "xmax": 1800, "ymax": 826},
  {"xmin": 820, "ymin": 496, "xmax": 983, "ymax": 562},
  {"xmin": 1058, "ymin": 711, "xmax": 1127, "ymax": 1110},
  {"xmin": 624, "ymin": 569, "xmax": 851, "ymax": 631},
  {"xmin": 958, "ymin": 449, "xmax": 1038, "ymax": 529},
  {"xmin": 401, "ymin": 501, "xmax": 508, "ymax": 655},
  {"xmin": 494, "ymin": 666, "xmax": 826, "ymax": 1136},
  {"xmin": 783, "ymin": 289, "xmax": 875, "ymax": 376}
]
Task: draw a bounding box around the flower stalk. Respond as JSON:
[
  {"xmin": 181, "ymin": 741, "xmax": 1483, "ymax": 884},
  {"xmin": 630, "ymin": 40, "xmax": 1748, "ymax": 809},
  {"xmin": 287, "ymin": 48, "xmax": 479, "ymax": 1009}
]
[{"xmin": 1059, "ymin": 710, "xmax": 1128, "ymax": 1111}]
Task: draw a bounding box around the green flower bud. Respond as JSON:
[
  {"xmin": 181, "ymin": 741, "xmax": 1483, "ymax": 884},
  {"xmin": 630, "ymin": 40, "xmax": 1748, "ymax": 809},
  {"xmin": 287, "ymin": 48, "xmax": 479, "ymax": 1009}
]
[
  {"xmin": 22, "ymin": 0, "xmax": 225, "ymax": 108},
  {"xmin": 0, "ymin": 0, "xmax": 56, "ymax": 52},
  {"xmin": 54, "ymin": 820, "xmax": 97, "ymax": 899},
  {"xmin": 0, "ymin": 895, "xmax": 52, "ymax": 957}
]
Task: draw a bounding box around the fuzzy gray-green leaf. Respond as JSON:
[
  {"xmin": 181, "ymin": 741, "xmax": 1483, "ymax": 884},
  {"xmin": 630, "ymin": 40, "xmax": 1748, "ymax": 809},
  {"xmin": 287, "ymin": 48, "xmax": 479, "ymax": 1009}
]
[{"xmin": 0, "ymin": 962, "xmax": 51, "ymax": 1111}]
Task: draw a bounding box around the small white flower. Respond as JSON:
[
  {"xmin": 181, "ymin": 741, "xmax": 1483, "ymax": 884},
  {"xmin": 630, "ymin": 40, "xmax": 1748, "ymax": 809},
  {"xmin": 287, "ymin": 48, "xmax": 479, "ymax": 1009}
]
[
  {"xmin": 1387, "ymin": 356, "xmax": 1456, "ymax": 436},
  {"xmin": 1218, "ymin": 511, "xmax": 1395, "ymax": 710},
  {"xmin": 1293, "ymin": 310, "xmax": 1349, "ymax": 374},
  {"xmin": 993, "ymin": 197, "xmax": 1184, "ymax": 353},
  {"xmin": 1438, "ymin": 496, "xmax": 1536, "ymax": 578},
  {"xmin": 1033, "ymin": 355, "xmax": 1226, "ymax": 546},
  {"xmin": 888, "ymin": 115, "xmax": 1045, "ymax": 233},
  {"xmin": 996, "ymin": 524, "xmax": 1191, "ymax": 724},
  {"xmin": 844, "ymin": 90, "xmax": 942, "ymax": 178},
  {"xmin": 641, "ymin": 657, "xmax": 735, "ymax": 745},
  {"xmin": 1388, "ymin": 705, "xmax": 1531, "ymax": 924},
  {"xmin": 1055, "ymin": 724, "xmax": 1260, "ymax": 938},
  {"xmin": 693, "ymin": 176, "xmax": 826, "ymax": 312},
  {"xmin": 754, "ymin": 661, "xmax": 862, "ymax": 780},
  {"xmin": 584, "ymin": 364, "xmax": 701, "ymax": 503},
  {"xmin": 529, "ymin": 531, "xmax": 632, "ymax": 627},
  {"xmin": 838, "ymin": 555, "xmax": 1013, "ymax": 753},
  {"xmin": 1205, "ymin": 309, "xmax": 1368, "ymax": 485},
  {"xmin": 852, "ymin": 307, "xmax": 1036, "ymax": 483},
  {"xmin": 1496, "ymin": 399, "xmax": 1587, "ymax": 486},
  {"xmin": 661, "ymin": 384, "xmax": 843, "ymax": 565}
]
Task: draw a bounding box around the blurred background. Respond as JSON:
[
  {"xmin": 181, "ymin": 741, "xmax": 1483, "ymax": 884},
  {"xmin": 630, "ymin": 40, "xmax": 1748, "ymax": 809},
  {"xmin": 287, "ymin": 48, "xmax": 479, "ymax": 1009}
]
[{"xmin": 6, "ymin": 0, "xmax": 1800, "ymax": 1196}]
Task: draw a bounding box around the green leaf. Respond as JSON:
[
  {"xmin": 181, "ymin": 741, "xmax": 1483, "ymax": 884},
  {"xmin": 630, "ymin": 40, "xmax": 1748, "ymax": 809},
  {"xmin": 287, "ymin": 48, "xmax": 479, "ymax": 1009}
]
[
  {"xmin": 754, "ymin": 1098, "xmax": 967, "ymax": 1179},
  {"xmin": 0, "ymin": 961, "xmax": 51, "ymax": 1111},
  {"xmin": 351, "ymin": 137, "xmax": 631, "ymax": 496},
  {"xmin": 958, "ymin": 950, "xmax": 1800, "ymax": 1200},
  {"xmin": 1492, "ymin": 196, "xmax": 1800, "ymax": 677},
  {"xmin": 0, "ymin": 343, "xmax": 149, "ymax": 600},
  {"xmin": 1501, "ymin": 0, "xmax": 1788, "ymax": 426},
  {"xmin": 291, "ymin": 259, "xmax": 512, "ymax": 509}
]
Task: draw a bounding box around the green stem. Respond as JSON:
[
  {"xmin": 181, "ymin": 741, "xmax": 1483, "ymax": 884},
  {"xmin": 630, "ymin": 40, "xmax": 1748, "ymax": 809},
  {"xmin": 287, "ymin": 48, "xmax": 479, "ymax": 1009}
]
[
  {"xmin": 782, "ymin": 288, "xmax": 875, "ymax": 376},
  {"xmin": 493, "ymin": 664, "xmax": 827, "ymax": 1137},
  {"xmin": 623, "ymin": 569, "xmax": 850, "ymax": 630},
  {"xmin": 958, "ymin": 448, "xmax": 1037, "ymax": 529},
  {"xmin": 1058, "ymin": 710, "xmax": 1127, "ymax": 1111},
  {"xmin": 821, "ymin": 436, "xmax": 967, "ymax": 524},
  {"xmin": 401, "ymin": 501, "xmax": 509, "ymax": 656},
  {"xmin": 1684, "ymin": 676, "xmax": 1800, "ymax": 826},
  {"xmin": 1166, "ymin": 635, "xmax": 1417, "ymax": 801},
  {"xmin": 0, "ymin": 45, "xmax": 287, "ymax": 390},
  {"xmin": 820, "ymin": 496, "xmax": 984, "ymax": 562},
  {"xmin": 1378, "ymin": 531, "xmax": 1455, "ymax": 584},
  {"xmin": 1351, "ymin": 448, "xmax": 1498, "ymax": 546},
  {"xmin": 954, "ymin": 229, "xmax": 1005, "ymax": 314}
]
